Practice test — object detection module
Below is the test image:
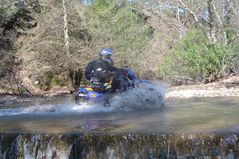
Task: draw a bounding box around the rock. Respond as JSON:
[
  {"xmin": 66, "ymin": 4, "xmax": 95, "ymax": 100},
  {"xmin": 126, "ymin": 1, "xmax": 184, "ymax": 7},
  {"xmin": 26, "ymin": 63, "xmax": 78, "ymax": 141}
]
[
  {"xmin": 22, "ymin": 76, "xmax": 44, "ymax": 95},
  {"xmin": 44, "ymin": 86, "xmax": 70, "ymax": 97},
  {"xmin": 223, "ymin": 76, "xmax": 239, "ymax": 84}
]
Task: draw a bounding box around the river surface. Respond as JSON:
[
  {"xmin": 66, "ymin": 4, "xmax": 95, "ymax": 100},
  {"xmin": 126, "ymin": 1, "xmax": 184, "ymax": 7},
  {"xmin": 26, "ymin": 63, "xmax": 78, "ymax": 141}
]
[{"xmin": 0, "ymin": 95, "xmax": 239, "ymax": 134}]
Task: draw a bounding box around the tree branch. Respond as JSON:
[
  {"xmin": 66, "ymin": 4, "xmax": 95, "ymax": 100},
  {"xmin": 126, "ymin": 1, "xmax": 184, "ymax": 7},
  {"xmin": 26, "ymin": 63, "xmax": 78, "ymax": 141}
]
[
  {"xmin": 178, "ymin": 0, "xmax": 199, "ymax": 22},
  {"xmin": 212, "ymin": 2, "xmax": 228, "ymax": 44}
]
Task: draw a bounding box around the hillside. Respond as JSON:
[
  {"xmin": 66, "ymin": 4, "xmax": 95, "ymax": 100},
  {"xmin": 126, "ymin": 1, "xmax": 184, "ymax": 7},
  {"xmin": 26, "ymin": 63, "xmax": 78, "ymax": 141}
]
[{"xmin": 1, "ymin": 0, "xmax": 239, "ymax": 96}]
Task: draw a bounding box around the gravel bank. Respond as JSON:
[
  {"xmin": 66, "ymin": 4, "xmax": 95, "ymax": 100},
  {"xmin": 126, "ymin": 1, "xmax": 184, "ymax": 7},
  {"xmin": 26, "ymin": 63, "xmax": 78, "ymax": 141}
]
[{"xmin": 165, "ymin": 82, "xmax": 239, "ymax": 99}]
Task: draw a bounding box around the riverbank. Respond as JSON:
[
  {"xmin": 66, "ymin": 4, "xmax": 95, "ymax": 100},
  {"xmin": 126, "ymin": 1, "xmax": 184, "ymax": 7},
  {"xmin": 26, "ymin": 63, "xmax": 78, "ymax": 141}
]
[
  {"xmin": 1, "ymin": 76, "xmax": 239, "ymax": 100},
  {"xmin": 165, "ymin": 76, "xmax": 239, "ymax": 99}
]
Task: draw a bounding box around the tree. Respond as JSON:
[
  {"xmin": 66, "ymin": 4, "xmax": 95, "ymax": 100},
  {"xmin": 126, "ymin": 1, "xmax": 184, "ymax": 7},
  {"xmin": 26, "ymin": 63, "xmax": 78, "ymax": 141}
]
[{"xmin": 82, "ymin": 0, "xmax": 153, "ymax": 74}]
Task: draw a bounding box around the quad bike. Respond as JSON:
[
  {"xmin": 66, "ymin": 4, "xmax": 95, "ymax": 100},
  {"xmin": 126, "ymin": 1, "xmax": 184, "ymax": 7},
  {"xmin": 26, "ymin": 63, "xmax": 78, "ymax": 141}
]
[{"xmin": 75, "ymin": 68, "xmax": 150, "ymax": 105}]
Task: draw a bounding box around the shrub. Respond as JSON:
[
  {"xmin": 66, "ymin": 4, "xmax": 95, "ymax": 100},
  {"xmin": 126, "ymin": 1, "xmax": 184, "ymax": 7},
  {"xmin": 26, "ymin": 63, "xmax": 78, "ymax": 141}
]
[
  {"xmin": 38, "ymin": 73, "xmax": 67, "ymax": 91},
  {"xmin": 0, "ymin": 7, "xmax": 18, "ymax": 26},
  {"xmin": 160, "ymin": 30, "xmax": 239, "ymax": 84}
]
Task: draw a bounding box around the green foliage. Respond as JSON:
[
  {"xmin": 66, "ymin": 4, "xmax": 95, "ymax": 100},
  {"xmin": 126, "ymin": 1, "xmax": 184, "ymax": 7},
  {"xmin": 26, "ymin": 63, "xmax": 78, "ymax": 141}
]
[
  {"xmin": 0, "ymin": 7, "xmax": 18, "ymax": 26},
  {"xmin": 160, "ymin": 30, "xmax": 239, "ymax": 82},
  {"xmin": 39, "ymin": 73, "xmax": 67, "ymax": 91},
  {"xmin": 84, "ymin": 0, "xmax": 152, "ymax": 57}
]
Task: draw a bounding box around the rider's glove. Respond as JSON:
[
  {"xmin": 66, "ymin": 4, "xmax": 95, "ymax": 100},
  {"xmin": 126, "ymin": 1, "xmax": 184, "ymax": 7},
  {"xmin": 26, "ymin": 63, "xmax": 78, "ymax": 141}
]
[{"xmin": 104, "ymin": 83, "xmax": 112, "ymax": 90}]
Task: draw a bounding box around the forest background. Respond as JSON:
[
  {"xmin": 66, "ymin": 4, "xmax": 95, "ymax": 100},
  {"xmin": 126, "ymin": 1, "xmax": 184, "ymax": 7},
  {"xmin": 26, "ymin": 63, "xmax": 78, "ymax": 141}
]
[{"xmin": 0, "ymin": 0, "xmax": 239, "ymax": 95}]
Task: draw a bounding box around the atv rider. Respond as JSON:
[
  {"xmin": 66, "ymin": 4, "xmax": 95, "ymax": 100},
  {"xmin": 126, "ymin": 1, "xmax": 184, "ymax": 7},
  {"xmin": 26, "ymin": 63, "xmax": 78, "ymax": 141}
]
[{"xmin": 85, "ymin": 48, "xmax": 118, "ymax": 92}]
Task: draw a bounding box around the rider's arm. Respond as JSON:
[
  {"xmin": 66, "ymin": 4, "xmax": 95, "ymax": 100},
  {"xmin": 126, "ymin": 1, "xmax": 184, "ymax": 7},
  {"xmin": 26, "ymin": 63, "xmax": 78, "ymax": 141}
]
[{"xmin": 93, "ymin": 61, "xmax": 113, "ymax": 79}]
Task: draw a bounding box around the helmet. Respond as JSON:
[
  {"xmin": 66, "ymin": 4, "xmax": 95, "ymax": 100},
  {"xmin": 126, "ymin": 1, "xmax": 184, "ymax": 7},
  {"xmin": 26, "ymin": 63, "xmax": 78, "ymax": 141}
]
[
  {"xmin": 100, "ymin": 48, "xmax": 113, "ymax": 55},
  {"xmin": 100, "ymin": 48, "xmax": 113, "ymax": 64}
]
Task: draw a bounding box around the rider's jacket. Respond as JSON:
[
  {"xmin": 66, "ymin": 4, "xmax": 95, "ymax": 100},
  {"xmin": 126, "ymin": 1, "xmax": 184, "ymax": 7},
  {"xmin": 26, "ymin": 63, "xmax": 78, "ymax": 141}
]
[{"xmin": 91, "ymin": 59, "xmax": 118, "ymax": 84}]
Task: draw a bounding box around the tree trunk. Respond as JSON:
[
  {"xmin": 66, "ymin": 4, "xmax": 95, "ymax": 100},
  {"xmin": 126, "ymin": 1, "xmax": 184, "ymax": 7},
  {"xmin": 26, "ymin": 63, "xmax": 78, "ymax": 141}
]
[
  {"xmin": 207, "ymin": 0, "xmax": 217, "ymax": 44},
  {"xmin": 62, "ymin": 0, "xmax": 74, "ymax": 90},
  {"xmin": 176, "ymin": 5, "xmax": 183, "ymax": 41},
  {"xmin": 212, "ymin": 1, "xmax": 228, "ymax": 44},
  {"xmin": 63, "ymin": 0, "xmax": 70, "ymax": 57}
]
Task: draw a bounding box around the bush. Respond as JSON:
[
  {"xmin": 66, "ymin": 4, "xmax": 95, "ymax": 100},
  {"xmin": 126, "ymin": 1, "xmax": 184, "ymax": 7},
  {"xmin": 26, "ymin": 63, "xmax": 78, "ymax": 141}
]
[
  {"xmin": 38, "ymin": 73, "xmax": 67, "ymax": 91},
  {"xmin": 0, "ymin": 7, "xmax": 18, "ymax": 26},
  {"xmin": 160, "ymin": 30, "xmax": 239, "ymax": 84}
]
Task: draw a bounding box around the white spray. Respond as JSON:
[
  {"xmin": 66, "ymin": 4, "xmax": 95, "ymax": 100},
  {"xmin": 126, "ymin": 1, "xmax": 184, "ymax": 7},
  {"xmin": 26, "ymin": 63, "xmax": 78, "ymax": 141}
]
[{"xmin": 107, "ymin": 81, "xmax": 166, "ymax": 111}]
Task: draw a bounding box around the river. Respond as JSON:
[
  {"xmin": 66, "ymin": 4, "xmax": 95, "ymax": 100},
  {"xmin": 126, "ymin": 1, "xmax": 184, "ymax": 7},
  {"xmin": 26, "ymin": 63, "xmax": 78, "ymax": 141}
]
[
  {"xmin": 0, "ymin": 91, "xmax": 239, "ymax": 158},
  {"xmin": 0, "ymin": 95, "xmax": 239, "ymax": 134}
]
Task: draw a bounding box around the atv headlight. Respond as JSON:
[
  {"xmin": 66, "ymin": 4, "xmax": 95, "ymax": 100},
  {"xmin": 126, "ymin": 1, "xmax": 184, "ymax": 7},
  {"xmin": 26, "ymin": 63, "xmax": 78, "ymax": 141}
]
[{"xmin": 78, "ymin": 94, "xmax": 86, "ymax": 97}]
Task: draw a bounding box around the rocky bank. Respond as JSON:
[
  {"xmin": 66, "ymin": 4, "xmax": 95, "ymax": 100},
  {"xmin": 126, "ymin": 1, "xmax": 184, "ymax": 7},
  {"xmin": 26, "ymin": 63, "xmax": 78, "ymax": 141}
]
[{"xmin": 165, "ymin": 76, "xmax": 239, "ymax": 99}]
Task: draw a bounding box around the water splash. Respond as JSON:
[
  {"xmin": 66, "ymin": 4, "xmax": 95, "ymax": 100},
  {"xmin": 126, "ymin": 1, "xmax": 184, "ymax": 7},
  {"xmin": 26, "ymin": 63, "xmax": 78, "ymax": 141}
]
[
  {"xmin": 71, "ymin": 82, "xmax": 165, "ymax": 113},
  {"xmin": 108, "ymin": 82, "xmax": 166, "ymax": 111},
  {"xmin": 0, "ymin": 82, "xmax": 165, "ymax": 116},
  {"xmin": 15, "ymin": 135, "xmax": 72, "ymax": 159}
]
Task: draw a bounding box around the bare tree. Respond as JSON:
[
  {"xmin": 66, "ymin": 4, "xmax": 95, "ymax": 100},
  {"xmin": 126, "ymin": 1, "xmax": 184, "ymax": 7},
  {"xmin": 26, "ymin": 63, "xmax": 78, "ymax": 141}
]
[
  {"xmin": 212, "ymin": 0, "xmax": 228, "ymax": 44},
  {"xmin": 62, "ymin": 0, "xmax": 70, "ymax": 57},
  {"xmin": 207, "ymin": 0, "xmax": 217, "ymax": 44},
  {"xmin": 176, "ymin": 5, "xmax": 183, "ymax": 41},
  {"xmin": 178, "ymin": 0, "xmax": 199, "ymax": 22}
]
